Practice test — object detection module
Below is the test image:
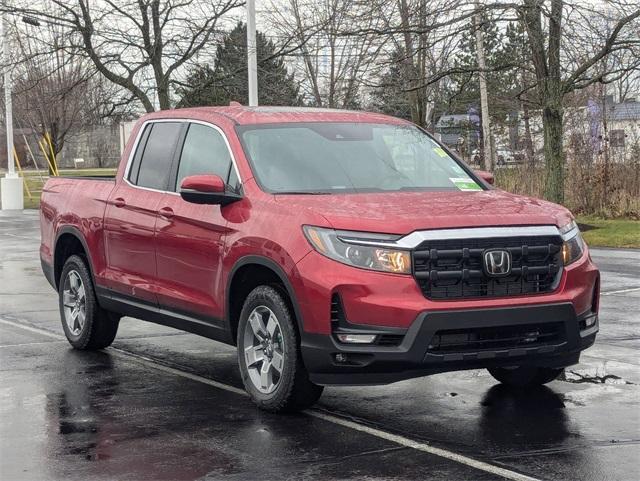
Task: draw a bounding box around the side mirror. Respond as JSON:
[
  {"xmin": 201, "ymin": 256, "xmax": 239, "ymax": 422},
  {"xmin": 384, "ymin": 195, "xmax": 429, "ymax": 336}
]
[
  {"xmin": 475, "ymin": 170, "xmax": 494, "ymax": 185},
  {"xmin": 179, "ymin": 174, "xmax": 242, "ymax": 206}
]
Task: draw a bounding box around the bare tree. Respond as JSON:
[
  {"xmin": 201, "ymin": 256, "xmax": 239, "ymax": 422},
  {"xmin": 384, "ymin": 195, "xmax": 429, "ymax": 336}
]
[
  {"xmin": 361, "ymin": 0, "xmax": 504, "ymax": 128},
  {"xmin": 11, "ymin": 25, "xmax": 90, "ymax": 171},
  {"xmin": 9, "ymin": 0, "xmax": 243, "ymax": 112},
  {"xmin": 10, "ymin": 19, "xmax": 134, "ymax": 171},
  {"xmin": 518, "ymin": 0, "xmax": 640, "ymax": 203},
  {"xmin": 267, "ymin": 0, "xmax": 387, "ymax": 108}
]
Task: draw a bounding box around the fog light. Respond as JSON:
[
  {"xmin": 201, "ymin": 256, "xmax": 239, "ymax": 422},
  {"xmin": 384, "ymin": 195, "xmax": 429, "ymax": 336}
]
[
  {"xmin": 585, "ymin": 315, "xmax": 597, "ymax": 328},
  {"xmin": 336, "ymin": 333, "xmax": 377, "ymax": 344}
]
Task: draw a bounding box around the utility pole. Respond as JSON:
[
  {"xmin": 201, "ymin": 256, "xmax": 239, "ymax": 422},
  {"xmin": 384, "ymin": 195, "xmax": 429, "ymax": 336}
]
[
  {"xmin": 246, "ymin": 0, "xmax": 258, "ymax": 106},
  {"xmin": 1, "ymin": 1, "xmax": 24, "ymax": 210},
  {"xmin": 474, "ymin": 4, "xmax": 492, "ymax": 171}
]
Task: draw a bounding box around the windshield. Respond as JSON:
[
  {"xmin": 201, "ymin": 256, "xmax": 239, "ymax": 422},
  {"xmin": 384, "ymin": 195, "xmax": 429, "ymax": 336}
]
[{"xmin": 237, "ymin": 122, "xmax": 484, "ymax": 194}]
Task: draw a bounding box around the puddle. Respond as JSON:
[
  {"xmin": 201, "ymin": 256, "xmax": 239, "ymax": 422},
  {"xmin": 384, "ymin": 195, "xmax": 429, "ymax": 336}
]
[{"xmin": 560, "ymin": 368, "xmax": 634, "ymax": 385}]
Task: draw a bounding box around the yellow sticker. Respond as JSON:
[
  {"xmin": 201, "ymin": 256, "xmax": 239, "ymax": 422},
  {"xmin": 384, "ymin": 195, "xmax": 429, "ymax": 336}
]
[{"xmin": 433, "ymin": 147, "xmax": 448, "ymax": 158}]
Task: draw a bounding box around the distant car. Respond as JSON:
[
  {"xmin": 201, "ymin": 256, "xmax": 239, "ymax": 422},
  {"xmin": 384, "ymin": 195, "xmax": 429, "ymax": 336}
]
[
  {"xmin": 496, "ymin": 147, "xmax": 526, "ymax": 166},
  {"xmin": 495, "ymin": 147, "xmax": 512, "ymax": 166}
]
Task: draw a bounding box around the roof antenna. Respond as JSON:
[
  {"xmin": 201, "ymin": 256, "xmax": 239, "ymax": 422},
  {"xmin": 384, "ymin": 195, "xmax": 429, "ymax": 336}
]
[{"xmin": 229, "ymin": 101, "xmax": 242, "ymax": 107}]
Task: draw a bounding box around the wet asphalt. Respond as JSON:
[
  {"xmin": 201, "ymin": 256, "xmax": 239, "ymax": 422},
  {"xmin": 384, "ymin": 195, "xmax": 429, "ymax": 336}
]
[{"xmin": 0, "ymin": 210, "xmax": 638, "ymax": 481}]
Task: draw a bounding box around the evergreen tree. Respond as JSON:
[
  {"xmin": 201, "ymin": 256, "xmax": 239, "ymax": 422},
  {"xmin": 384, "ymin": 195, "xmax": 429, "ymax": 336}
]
[
  {"xmin": 500, "ymin": 20, "xmax": 536, "ymax": 162},
  {"xmin": 370, "ymin": 49, "xmax": 413, "ymax": 121},
  {"xmin": 448, "ymin": 13, "xmax": 508, "ymax": 121},
  {"xmin": 177, "ymin": 22, "xmax": 302, "ymax": 107}
]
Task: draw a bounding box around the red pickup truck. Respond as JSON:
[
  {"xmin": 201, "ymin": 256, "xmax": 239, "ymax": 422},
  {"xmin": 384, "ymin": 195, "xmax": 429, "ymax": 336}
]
[{"xmin": 40, "ymin": 106, "xmax": 600, "ymax": 412}]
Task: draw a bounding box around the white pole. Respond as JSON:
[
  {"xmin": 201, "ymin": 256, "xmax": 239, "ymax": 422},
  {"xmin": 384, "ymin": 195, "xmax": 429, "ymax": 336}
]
[
  {"xmin": 1, "ymin": 1, "xmax": 24, "ymax": 210},
  {"xmin": 246, "ymin": 0, "xmax": 258, "ymax": 106},
  {"xmin": 2, "ymin": 7, "xmax": 14, "ymax": 176},
  {"xmin": 474, "ymin": 5, "xmax": 492, "ymax": 171}
]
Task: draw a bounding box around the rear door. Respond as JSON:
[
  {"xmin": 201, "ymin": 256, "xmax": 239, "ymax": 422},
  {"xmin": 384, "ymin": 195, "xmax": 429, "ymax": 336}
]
[
  {"xmin": 154, "ymin": 121, "xmax": 240, "ymax": 321},
  {"xmin": 103, "ymin": 121, "xmax": 184, "ymax": 304}
]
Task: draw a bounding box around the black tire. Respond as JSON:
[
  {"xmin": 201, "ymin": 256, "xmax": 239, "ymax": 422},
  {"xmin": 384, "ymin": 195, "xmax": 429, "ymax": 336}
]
[
  {"xmin": 237, "ymin": 285, "xmax": 323, "ymax": 412},
  {"xmin": 488, "ymin": 366, "xmax": 564, "ymax": 388},
  {"xmin": 58, "ymin": 255, "xmax": 120, "ymax": 350}
]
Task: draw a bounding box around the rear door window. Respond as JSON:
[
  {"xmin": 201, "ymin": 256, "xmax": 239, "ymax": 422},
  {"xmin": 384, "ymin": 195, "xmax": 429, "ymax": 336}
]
[{"xmin": 132, "ymin": 122, "xmax": 182, "ymax": 190}]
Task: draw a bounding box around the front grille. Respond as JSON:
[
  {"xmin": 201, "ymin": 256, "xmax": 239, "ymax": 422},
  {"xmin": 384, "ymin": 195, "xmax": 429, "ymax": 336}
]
[
  {"xmin": 427, "ymin": 322, "xmax": 565, "ymax": 353},
  {"xmin": 412, "ymin": 235, "xmax": 563, "ymax": 299}
]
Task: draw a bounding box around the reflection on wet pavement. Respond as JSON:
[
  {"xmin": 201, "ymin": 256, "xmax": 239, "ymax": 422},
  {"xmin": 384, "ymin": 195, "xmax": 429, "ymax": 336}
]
[{"xmin": 1, "ymin": 341, "xmax": 506, "ymax": 481}]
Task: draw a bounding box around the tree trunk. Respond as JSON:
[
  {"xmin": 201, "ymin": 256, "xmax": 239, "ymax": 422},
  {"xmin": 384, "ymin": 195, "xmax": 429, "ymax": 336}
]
[
  {"xmin": 600, "ymin": 87, "xmax": 610, "ymax": 212},
  {"xmin": 521, "ymin": 0, "xmax": 565, "ymax": 203},
  {"xmin": 522, "ymin": 100, "xmax": 535, "ymax": 167},
  {"xmin": 398, "ymin": 0, "xmax": 424, "ymax": 127},
  {"xmin": 157, "ymin": 80, "xmax": 171, "ymax": 110},
  {"xmin": 542, "ymin": 101, "xmax": 564, "ymax": 203}
]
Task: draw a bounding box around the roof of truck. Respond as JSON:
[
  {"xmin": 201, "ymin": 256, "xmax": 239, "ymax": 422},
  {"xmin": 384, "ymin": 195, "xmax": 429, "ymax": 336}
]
[{"xmin": 152, "ymin": 106, "xmax": 410, "ymax": 126}]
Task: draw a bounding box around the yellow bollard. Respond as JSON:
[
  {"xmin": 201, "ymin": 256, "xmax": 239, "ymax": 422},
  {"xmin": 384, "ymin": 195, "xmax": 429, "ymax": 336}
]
[
  {"xmin": 44, "ymin": 132, "xmax": 59, "ymax": 176},
  {"xmin": 39, "ymin": 139, "xmax": 58, "ymax": 177}
]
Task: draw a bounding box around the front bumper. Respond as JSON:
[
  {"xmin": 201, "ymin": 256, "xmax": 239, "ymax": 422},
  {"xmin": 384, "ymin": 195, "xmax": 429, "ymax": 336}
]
[
  {"xmin": 302, "ymin": 303, "xmax": 598, "ymax": 385},
  {"xmin": 294, "ymin": 239, "xmax": 599, "ymax": 385}
]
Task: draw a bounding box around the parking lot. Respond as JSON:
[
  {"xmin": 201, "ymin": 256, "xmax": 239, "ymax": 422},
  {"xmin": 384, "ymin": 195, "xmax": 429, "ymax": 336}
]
[{"xmin": 1, "ymin": 210, "xmax": 638, "ymax": 481}]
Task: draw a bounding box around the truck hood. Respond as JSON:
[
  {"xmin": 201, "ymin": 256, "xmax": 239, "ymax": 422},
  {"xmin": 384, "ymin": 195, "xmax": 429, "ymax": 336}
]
[{"xmin": 274, "ymin": 189, "xmax": 573, "ymax": 235}]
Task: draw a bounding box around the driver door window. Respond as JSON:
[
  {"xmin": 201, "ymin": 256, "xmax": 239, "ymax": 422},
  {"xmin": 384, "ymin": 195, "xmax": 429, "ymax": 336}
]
[{"xmin": 174, "ymin": 123, "xmax": 237, "ymax": 191}]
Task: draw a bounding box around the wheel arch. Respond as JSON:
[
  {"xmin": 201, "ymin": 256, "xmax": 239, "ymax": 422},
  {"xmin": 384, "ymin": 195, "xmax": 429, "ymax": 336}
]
[
  {"xmin": 226, "ymin": 256, "xmax": 304, "ymax": 344},
  {"xmin": 53, "ymin": 227, "xmax": 95, "ymax": 289}
]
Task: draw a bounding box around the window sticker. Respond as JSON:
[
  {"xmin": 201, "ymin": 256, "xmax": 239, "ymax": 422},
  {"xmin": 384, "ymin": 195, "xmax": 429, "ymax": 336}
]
[
  {"xmin": 449, "ymin": 177, "xmax": 482, "ymax": 191},
  {"xmin": 433, "ymin": 147, "xmax": 448, "ymax": 158}
]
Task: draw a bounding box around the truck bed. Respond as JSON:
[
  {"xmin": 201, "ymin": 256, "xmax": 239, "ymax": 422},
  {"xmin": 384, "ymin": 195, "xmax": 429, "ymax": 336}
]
[{"xmin": 39, "ymin": 176, "xmax": 118, "ymax": 280}]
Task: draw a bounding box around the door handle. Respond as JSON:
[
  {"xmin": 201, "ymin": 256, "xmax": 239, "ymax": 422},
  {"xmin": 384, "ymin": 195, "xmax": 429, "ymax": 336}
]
[
  {"xmin": 159, "ymin": 206, "xmax": 174, "ymax": 219},
  {"xmin": 113, "ymin": 197, "xmax": 126, "ymax": 208}
]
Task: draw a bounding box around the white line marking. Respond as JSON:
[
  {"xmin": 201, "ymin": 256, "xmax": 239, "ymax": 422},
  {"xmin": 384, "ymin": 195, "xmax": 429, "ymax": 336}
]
[
  {"xmin": 309, "ymin": 410, "xmax": 541, "ymax": 481},
  {"xmin": 0, "ymin": 316, "xmax": 541, "ymax": 481},
  {"xmin": 108, "ymin": 346, "xmax": 248, "ymax": 396},
  {"xmin": 601, "ymin": 287, "xmax": 640, "ymax": 296},
  {"xmin": 0, "ymin": 340, "xmax": 67, "ymax": 349},
  {"xmin": 0, "ymin": 318, "xmax": 61, "ymax": 339}
]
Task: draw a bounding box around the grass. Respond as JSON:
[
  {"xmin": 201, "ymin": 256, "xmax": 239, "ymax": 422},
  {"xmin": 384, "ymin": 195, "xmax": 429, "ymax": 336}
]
[
  {"xmin": 577, "ymin": 217, "xmax": 640, "ymax": 249},
  {"xmin": 18, "ymin": 168, "xmax": 117, "ymax": 210}
]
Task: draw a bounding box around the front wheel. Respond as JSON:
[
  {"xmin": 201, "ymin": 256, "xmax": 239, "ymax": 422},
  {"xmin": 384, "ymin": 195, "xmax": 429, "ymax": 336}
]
[
  {"xmin": 237, "ymin": 285, "xmax": 323, "ymax": 412},
  {"xmin": 488, "ymin": 366, "xmax": 564, "ymax": 388}
]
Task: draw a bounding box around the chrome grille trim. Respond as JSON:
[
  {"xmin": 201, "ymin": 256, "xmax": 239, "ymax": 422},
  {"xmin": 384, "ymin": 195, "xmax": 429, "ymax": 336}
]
[{"xmin": 338, "ymin": 225, "xmax": 561, "ymax": 250}]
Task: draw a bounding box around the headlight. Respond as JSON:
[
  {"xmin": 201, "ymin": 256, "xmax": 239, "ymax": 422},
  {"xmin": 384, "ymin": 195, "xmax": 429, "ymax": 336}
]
[
  {"xmin": 560, "ymin": 220, "xmax": 585, "ymax": 265},
  {"xmin": 303, "ymin": 226, "xmax": 411, "ymax": 274}
]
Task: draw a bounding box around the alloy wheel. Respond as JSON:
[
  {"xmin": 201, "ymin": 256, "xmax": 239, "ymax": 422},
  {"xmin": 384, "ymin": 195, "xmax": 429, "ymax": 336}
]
[
  {"xmin": 62, "ymin": 270, "xmax": 87, "ymax": 336},
  {"xmin": 243, "ymin": 305, "xmax": 285, "ymax": 394}
]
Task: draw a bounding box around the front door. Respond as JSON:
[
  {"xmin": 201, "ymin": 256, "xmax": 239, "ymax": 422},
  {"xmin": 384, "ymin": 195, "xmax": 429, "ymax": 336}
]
[{"xmin": 154, "ymin": 122, "xmax": 240, "ymax": 321}]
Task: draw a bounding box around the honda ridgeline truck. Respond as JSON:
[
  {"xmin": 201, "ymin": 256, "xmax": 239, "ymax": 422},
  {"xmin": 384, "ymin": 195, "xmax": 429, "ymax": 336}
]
[{"xmin": 40, "ymin": 107, "xmax": 600, "ymax": 412}]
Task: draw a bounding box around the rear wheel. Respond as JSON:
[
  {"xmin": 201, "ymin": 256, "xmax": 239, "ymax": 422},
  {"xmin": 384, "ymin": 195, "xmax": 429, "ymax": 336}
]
[
  {"xmin": 488, "ymin": 366, "xmax": 564, "ymax": 388},
  {"xmin": 59, "ymin": 255, "xmax": 120, "ymax": 350},
  {"xmin": 237, "ymin": 285, "xmax": 323, "ymax": 412}
]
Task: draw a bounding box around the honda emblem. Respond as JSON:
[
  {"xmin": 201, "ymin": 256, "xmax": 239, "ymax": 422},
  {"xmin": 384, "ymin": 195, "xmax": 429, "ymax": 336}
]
[{"xmin": 483, "ymin": 249, "xmax": 512, "ymax": 277}]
